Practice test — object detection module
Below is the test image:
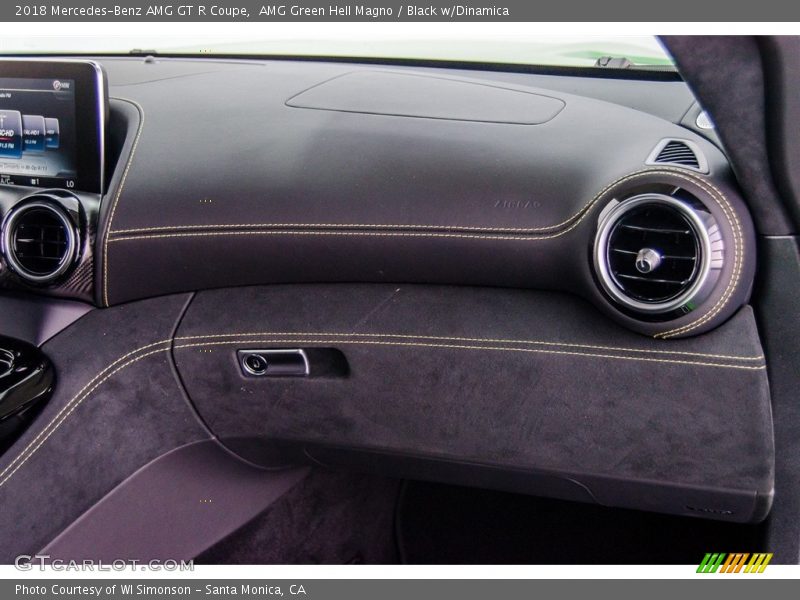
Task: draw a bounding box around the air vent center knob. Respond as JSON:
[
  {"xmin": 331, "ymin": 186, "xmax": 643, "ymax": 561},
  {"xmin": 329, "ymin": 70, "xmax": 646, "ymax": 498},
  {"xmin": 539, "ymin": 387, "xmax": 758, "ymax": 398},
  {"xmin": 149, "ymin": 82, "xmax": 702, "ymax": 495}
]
[{"xmin": 635, "ymin": 248, "xmax": 662, "ymax": 274}]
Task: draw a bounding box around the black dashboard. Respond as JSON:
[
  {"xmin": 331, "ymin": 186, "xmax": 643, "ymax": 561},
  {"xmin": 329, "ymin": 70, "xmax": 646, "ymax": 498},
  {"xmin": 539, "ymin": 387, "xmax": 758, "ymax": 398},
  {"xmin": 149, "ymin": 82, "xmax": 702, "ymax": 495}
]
[
  {"xmin": 0, "ymin": 57, "xmax": 774, "ymax": 526},
  {"xmin": 0, "ymin": 57, "xmax": 756, "ymax": 337}
]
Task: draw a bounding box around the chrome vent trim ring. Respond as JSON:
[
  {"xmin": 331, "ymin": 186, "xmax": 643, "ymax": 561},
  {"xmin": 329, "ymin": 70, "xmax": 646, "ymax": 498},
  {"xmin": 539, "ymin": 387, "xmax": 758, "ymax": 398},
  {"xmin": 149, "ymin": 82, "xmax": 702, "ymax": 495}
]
[
  {"xmin": 1, "ymin": 200, "xmax": 79, "ymax": 284},
  {"xmin": 594, "ymin": 194, "xmax": 714, "ymax": 315}
]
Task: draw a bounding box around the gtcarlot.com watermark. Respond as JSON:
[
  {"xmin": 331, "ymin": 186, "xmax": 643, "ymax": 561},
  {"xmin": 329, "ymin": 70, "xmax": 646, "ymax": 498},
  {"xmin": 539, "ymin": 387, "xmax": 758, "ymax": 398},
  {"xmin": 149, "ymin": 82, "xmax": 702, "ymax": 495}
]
[{"xmin": 14, "ymin": 554, "xmax": 194, "ymax": 571}]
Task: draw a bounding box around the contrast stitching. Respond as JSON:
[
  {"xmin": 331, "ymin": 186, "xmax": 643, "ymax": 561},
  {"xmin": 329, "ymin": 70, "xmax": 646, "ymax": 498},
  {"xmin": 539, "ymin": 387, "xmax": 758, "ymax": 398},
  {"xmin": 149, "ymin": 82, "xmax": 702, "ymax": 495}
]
[
  {"xmin": 174, "ymin": 338, "xmax": 766, "ymax": 370},
  {"xmin": 102, "ymin": 170, "xmax": 727, "ymax": 245},
  {"xmin": 108, "ymin": 188, "xmax": 601, "ymax": 236},
  {"xmin": 0, "ymin": 317, "xmax": 764, "ymax": 492},
  {"xmin": 103, "ymin": 97, "xmax": 145, "ymax": 307},
  {"xmin": 0, "ymin": 340, "xmax": 171, "ymax": 491},
  {"xmin": 111, "ymin": 222, "xmax": 588, "ymax": 234},
  {"xmin": 106, "ymin": 166, "xmax": 706, "ymax": 238},
  {"xmin": 174, "ymin": 331, "xmax": 763, "ymax": 362},
  {"xmin": 652, "ymin": 176, "xmax": 742, "ymax": 338},
  {"xmin": 104, "ymin": 167, "xmax": 744, "ymax": 338},
  {"xmin": 110, "ymin": 228, "xmax": 581, "ymax": 242}
]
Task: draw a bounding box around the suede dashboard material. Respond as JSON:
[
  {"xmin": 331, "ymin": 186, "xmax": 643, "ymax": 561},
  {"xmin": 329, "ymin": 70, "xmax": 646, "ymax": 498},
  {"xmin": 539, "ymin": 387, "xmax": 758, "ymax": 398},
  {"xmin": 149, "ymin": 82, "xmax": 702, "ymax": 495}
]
[
  {"xmin": 0, "ymin": 294, "xmax": 210, "ymax": 562},
  {"xmin": 172, "ymin": 284, "xmax": 774, "ymax": 523}
]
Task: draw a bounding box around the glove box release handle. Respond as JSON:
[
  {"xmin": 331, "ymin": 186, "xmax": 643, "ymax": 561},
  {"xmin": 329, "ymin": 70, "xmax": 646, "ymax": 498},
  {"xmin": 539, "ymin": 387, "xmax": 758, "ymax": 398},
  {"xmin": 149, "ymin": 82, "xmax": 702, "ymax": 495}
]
[{"xmin": 238, "ymin": 349, "xmax": 310, "ymax": 377}]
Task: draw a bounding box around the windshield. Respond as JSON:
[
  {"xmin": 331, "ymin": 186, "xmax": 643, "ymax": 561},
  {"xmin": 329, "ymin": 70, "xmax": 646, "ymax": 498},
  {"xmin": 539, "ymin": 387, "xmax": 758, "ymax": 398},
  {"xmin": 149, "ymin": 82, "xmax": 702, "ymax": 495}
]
[{"xmin": 0, "ymin": 28, "xmax": 673, "ymax": 69}]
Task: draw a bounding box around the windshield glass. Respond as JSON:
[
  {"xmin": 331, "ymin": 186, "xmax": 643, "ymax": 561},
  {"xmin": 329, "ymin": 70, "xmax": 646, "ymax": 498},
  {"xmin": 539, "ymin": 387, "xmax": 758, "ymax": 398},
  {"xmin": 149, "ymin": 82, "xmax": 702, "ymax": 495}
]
[{"xmin": 0, "ymin": 28, "xmax": 673, "ymax": 69}]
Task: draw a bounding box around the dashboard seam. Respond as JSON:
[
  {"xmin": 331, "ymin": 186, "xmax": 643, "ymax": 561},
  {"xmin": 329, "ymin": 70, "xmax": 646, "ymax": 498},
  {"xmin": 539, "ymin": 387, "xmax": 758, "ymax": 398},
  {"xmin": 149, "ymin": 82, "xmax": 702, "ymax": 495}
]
[
  {"xmin": 283, "ymin": 69, "xmax": 569, "ymax": 122},
  {"xmin": 0, "ymin": 339, "xmax": 171, "ymax": 492},
  {"xmin": 109, "ymin": 229, "xmax": 591, "ymax": 241},
  {"xmin": 111, "ymin": 222, "xmax": 592, "ymax": 234},
  {"xmin": 104, "ymin": 167, "xmax": 729, "ymax": 237},
  {"xmin": 651, "ymin": 174, "xmax": 742, "ymax": 338},
  {"xmin": 174, "ymin": 331, "xmax": 763, "ymax": 362},
  {"xmin": 0, "ymin": 316, "xmax": 762, "ymax": 492},
  {"xmin": 102, "ymin": 165, "xmax": 741, "ymax": 336},
  {"xmin": 174, "ymin": 338, "xmax": 765, "ymax": 370},
  {"xmin": 103, "ymin": 96, "xmax": 145, "ymax": 307}
]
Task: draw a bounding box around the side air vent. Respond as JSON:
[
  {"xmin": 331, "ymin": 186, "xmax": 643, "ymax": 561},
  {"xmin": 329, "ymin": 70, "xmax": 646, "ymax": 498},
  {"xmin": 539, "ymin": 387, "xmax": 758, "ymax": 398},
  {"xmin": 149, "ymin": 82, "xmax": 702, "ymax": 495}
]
[
  {"xmin": 594, "ymin": 194, "xmax": 719, "ymax": 315},
  {"xmin": 646, "ymin": 139, "xmax": 707, "ymax": 173},
  {"xmin": 1, "ymin": 200, "xmax": 79, "ymax": 284}
]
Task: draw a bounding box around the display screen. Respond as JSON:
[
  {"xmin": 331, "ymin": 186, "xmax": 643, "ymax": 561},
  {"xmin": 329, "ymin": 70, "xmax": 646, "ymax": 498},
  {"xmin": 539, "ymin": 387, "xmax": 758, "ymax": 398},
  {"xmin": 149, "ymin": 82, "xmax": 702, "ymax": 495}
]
[
  {"xmin": 0, "ymin": 77, "xmax": 78, "ymax": 189},
  {"xmin": 0, "ymin": 61, "xmax": 105, "ymax": 194}
]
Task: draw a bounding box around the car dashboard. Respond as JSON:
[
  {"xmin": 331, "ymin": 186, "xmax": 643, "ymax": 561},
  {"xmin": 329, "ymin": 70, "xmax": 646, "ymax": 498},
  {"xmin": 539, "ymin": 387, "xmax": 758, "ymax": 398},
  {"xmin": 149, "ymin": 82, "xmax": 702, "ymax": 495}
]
[{"xmin": 0, "ymin": 56, "xmax": 775, "ymax": 561}]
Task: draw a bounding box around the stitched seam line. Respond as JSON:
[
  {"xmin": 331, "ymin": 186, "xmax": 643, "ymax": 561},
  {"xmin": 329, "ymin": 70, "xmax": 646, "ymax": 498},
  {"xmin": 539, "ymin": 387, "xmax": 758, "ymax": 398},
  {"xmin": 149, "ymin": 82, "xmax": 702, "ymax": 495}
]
[
  {"xmin": 110, "ymin": 219, "xmax": 589, "ymax": 235},
  {"xmin": 103, "ymin": 97, "xmax": 145, "ymax": 307},
  {"xmin": 106, "ymin": 166, "xmax": 700, "ymax": 240},
  {"xmin": 103, "ymin": 167, "xmax": 744, "ymax": 337},
  {"xmin": 174, "ymin": 331, "xmax": 763, "ymax": 362},
  {"xmin": 175, "ymin": 338, "xmax": 765, "ymax": 370},
  {"xmin": 0, "ymin": 340, "xmax": 170, "ymax": 491},
  {"xmin": 108, "ymin": 229, "xmax": 583, "ymax": 242},
  {"xmin": 0, "ymin": 320, "xmax": 763, "ymax": 492},
  {"xmin": 108, "ymin": 190, "xmax": 601, "ymax": 235},
  {"xmin": 107, "ymin": 192, "xmax": 604, "ymax": 242},
  {"xmin": 0, "ymin": 347, "xmax": 170, "ymax": 491},
  {"xmin": 652, "ymin": 176, "xmax": 742, "ymax": 338}
]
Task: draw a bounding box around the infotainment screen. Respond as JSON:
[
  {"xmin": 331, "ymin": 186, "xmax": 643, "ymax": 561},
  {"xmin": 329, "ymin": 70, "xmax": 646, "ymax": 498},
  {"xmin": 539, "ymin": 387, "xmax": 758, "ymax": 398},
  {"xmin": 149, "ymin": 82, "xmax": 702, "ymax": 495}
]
[{"xmin": 0, "ymin": 61, "xmax": 106, "ymax": 194}]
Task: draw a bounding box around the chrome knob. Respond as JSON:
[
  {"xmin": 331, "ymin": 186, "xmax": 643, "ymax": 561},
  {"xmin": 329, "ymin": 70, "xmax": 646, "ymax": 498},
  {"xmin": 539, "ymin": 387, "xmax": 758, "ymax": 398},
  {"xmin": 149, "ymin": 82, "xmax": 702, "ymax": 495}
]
[{"xmin": 635, "ymin": 248, "xmax": 662, "ymax": 274}]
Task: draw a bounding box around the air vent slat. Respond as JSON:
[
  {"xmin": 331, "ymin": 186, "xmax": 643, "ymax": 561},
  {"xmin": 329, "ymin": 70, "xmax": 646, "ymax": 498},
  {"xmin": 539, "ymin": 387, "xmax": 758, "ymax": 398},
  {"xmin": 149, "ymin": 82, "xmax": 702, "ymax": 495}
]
[
  {"xmin": 617, "ymin": 223, "xmax": 692, "ymax": 235},
  {"xmin": 17, "ymin": 237, "xmax": 68, "ymax": 246},
  {"xmin": 611, "ymin": 248, "xmax": 696, "ymax": 261},
  {"xmin": 602, "ymin": 199, "xmax": 703, "ymax": 306},
  {"xmin": 614, "ymin": 273, "xmax": 690, "ymax": 285},
  {"xmin": 15, "ymin": 254, "xmax": 64, "ymax": 261}
]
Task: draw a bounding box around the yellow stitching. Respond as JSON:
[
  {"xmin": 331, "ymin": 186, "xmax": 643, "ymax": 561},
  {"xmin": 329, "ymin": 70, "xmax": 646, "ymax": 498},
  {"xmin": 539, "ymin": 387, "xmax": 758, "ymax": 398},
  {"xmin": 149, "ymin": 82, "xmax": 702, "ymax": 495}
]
[
  {"xmin": 0, "ymin": 317, "xmax": 764, "ymax": 491},
  {"xmin": 103, "ymin": 167, "xmax": 745, "ymax": 338},
  {"xmin": 174, "ymin": 331, "xmax": 763, "ymax": 362},
  {"xmin": 654, "ymin": 178, "xmax": 740, "ymax": 337},
  {"xmin": 0, "ymin": 340, "xmax": 171, "ymax": 490},
  {"xmin": 0, "ymin": 346, "xmax": 170, "ymax": 490},
  {"xmin": 103, "ymin": 97, "xmax": 145, "ymax": 307},
  {"xmin": 102, "ymin": 168, "xmax": 729, "ymax": 236},
  {"xmin": 108, "ymin": 185, "xmax": 605, "ymax": 235},
  {"xmin": 108, "ymin": 167, "xmax": 628, "ymax": 242},
  {"xmin": 174, "ymin": 338, "xmax": 766, "ymax": 370},
  {"xmin": 110, "ymin": 229, "xmax": 578, "ymax": 242},
  {"xmin": 111, "ymin": 218, "xmax": 589, "ymax": 235},
  {"xmin": 105, "ymin": 167, "xmax": 732, "ymax": 237},
  {"xmin": 105, "ymin": 167, "xmax": 701, "ymax": 239},
  {"xmin": 652, "ymin": 176, "xmax": 743, "ymax": 338},
  {"xmin": 101, "ymin": 174, "xmax": 729, "ymax": 245},
  {"xmin": 107, "ymin": 169, "xmax": 745, "ymax": 340}
]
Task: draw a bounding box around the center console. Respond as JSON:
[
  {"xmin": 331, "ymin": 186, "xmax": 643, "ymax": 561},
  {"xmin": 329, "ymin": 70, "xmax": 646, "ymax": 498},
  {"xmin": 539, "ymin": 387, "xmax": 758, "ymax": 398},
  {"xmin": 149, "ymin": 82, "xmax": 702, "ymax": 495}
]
[{"xmin": 0, "ymin": 59, "xmax": 108, "ymax": 451}]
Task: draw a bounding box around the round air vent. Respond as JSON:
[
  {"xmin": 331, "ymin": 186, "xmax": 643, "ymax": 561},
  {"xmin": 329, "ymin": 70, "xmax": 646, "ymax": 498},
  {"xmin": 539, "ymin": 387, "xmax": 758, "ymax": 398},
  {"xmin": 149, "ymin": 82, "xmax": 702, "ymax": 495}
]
[
  {"xmin": 1, "ymin": 200, "xmax": 79, "ymax": 284},
  {"xmin": 594, "ymin": 194, "xmax": 716, "ymax": 315}
]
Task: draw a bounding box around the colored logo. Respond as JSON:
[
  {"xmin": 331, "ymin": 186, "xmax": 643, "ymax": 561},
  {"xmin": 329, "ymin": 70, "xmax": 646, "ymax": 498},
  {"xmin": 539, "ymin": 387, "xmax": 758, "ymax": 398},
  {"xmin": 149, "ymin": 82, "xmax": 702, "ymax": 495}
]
[{"xmin": 697, "ymin": 553, "xmax": 773, "ymax": 573}]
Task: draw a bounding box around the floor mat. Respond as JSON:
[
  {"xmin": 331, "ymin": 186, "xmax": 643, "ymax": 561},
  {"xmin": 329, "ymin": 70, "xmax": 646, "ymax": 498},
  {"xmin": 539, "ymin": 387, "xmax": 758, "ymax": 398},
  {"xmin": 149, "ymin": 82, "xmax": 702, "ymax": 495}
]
[{"xmin": 396, "ymin": 481, "xmax": 769, "ymax": 564}]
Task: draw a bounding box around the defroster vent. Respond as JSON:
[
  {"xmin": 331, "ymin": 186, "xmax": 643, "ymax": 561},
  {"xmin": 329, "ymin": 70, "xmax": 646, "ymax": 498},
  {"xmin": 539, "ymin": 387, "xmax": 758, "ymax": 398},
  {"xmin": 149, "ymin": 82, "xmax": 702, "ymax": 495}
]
[{"xmin": 647, "ymin": 139, "xmax": 707, "ymax": 172}]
